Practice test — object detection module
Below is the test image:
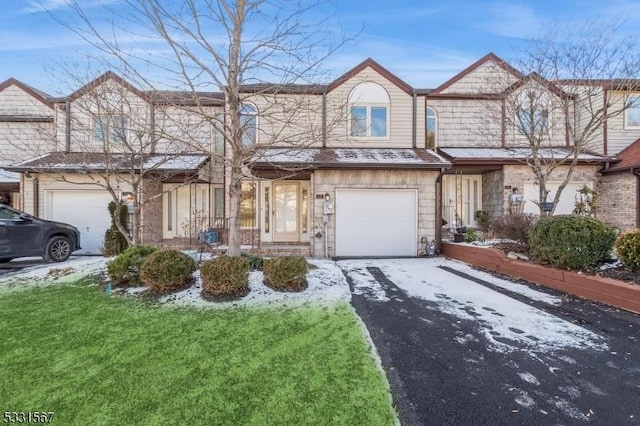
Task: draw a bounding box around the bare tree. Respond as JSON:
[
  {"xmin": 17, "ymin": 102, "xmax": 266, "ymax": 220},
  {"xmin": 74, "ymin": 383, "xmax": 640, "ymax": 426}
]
[
  {"xmin": 487, "ymin": 22, "xmax": 640, "ymax": 214},
  {"xmin": 45, "ymin": 0, "xmax": 353, "ymax": 256}
]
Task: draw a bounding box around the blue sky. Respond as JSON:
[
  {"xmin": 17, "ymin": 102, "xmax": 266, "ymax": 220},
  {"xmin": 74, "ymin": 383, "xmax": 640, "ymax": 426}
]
[{"xmin": 2, "ymin": 0, "xmax": 640, "ymax": 95}]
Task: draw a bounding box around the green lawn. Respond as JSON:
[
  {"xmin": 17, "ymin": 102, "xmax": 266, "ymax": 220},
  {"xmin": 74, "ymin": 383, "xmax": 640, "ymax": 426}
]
[{"xmin": 0, "ymin": 281, "xmax": 395, "ymax": 425}]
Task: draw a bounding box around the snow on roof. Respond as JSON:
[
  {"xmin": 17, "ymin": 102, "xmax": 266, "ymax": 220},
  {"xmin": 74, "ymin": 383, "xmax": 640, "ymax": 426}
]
[
  {"xmin": 439, "ymin": 147, "xmax": 607, "ymax": 161},
  {"xmin": 6, "ymin": 152, "xmax": 209, "ymax": 172},
  {"xmin": 253, "ymin": 147, "xmax": 450, "ymax": 168}
]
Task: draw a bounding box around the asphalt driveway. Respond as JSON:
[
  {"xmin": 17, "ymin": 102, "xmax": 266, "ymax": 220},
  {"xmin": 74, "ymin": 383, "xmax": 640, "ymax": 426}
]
[{"xmin": 338, "ymin": 257, "xmax": 640, "ymax": 426}]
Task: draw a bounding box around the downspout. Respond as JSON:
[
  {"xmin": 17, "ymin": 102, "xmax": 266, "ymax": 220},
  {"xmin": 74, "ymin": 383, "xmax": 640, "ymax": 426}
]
[
  {"xmin": 501, "ymin": 98, "xmax": 506, "ymax": 147},
  {"xmin": 635, "ymin": 168, "xmax": 640, "ymax": 228},
  {"xmin": 150, "ymin": 103, "xmax": 156, "ymax": 153},
  {"xmin": 603, "ymin": 88, "xmax": 609, "ymax": 156},
  {"xmin": 412, "ymin": 91, "xmax": 417, "ymax": 148},
  {"xmin": 435, "ymin": 167, "xmax": 447, "ymax": 253},
  {"xmin": 322, "ymin": 89, "xmax": 327, "ymax": 147},
  {"xmin": 33, "ymin": 177, "xmax": 39, "ymax": 217},
  {"xmin": 65, "ymin": 100, "xmax": 71, "ymax": 152}
]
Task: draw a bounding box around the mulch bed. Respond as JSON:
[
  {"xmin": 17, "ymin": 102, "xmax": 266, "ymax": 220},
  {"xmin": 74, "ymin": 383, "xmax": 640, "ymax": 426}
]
[{"xmin": 490, "ymin": 242, "xmax": 639, "ymax": 287}]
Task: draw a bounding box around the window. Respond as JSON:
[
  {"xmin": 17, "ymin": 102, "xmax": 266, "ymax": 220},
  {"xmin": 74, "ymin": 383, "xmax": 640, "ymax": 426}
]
[
  {"xmin": 240, "ymin": 182, "xmax": 256, "ymax": 228},
  {"xmin": 426, "ymin": 107, "xmax": 437, "ymax": 148},
  {"xmin": 625, "ymin": 94, "xmax": 640, "ymax": 128},
  {"xmin": 94, "ymin": 114, "xmax": 128, "ymax": 143},
  {"xmin": 240, "ymin": 104, "xmax": 257, "ymax": 146},
  {"xmin": 517, "ymin": 108, "xmax": 549, "ymax": 136},
  {"xmin": 348, "ymin": 82, "xmax": 390, "ymax": 138}
]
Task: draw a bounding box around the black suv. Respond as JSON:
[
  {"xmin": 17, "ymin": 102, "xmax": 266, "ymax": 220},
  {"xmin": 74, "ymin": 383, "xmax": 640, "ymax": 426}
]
[{"xmin": 0, "ymin": 204, "xmax": 81, "ymax": 263}]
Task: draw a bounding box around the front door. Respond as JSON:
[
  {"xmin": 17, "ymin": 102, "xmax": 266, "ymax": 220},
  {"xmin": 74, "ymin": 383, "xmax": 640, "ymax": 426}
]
[
  {"xmin": 443, "ymin": 174, "xmax": 482, "ymax": 229},
  {"xmin": 273, "ymin": 182, "xmax": 299, "ymax": 242}
]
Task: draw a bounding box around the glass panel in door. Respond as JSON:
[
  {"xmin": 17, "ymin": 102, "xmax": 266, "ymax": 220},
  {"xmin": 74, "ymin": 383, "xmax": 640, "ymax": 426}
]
[{"xmin": 274, "ymin": 183, "xmax": 299, "ymax": 241}]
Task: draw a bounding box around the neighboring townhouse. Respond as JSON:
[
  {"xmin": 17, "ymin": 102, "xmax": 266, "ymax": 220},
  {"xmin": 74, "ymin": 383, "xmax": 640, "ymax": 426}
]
[
  {"xmin": 424, "ymin": 54, "xmax": 611, "ymax": 230},
  {"xmin": 7, "ymin": 72, "xmax": 223, "ymax": 254},
  {"xmin": 3, "ymin": 53, "xmax": 640, "ymax": 257},
  {"xmin": 0, "ymin": 78, "xmax": 57, "ymax": 208}
]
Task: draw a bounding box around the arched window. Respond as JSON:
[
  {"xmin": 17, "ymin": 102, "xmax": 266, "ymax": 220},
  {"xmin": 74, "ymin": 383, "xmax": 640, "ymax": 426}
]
[
  {"xmin": 426, "ymin": 107, "xmax": 437, "ymax": 149},
  {"xmin": 348, "ymin": 82, "xmax": 390, "ymax": 138},
  {"xmin": 240, "ymin": 104, "xmax": 257, "ymax": 146}
]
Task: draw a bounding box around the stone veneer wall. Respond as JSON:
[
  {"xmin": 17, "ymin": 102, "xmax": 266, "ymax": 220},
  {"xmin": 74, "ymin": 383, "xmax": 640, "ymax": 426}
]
[
  {"xmin": 311, "ymin": 169, "xmax": 439, "ymax": 258},
  {"xmin": 481, "ymin": 169, "xmax": 503, "ymax": 220},
  {"xmin": 596, "ymin": 173, "xmax": 637, "ymax": 231},
  {"xmin": 141, "ymin": 179, "xmax": 163, "ymax": 244}
]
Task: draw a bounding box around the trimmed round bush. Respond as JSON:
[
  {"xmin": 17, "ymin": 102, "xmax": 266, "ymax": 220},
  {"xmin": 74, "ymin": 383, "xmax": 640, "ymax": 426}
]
[
  {"xmin": 615, "ymin": 229, "xmax": 640, "ymax": 271},
  {"xmin": 491, "ymin": 213, "xmax": 538, "ymax": 245},
  {"xmin": 263, "ymin": 256, "xmax": 308, "ymax": 292},
  {"xmin": 200, "ymin": 255, "xmax": 250, "ymax": 299},
  {"xmin": 106, "ymin": 245, "xmax": 158, "ymax": 287},
  {"xmin": 140, "ymin": 249, "xmax": 196, "ymax": 292},
  {"xmin": 529, "ymin": 215, "xmax": 616, "ymax": 270}
]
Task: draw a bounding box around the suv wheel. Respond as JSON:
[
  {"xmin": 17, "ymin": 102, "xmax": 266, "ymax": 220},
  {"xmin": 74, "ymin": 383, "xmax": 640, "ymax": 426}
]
[{"xmin": 44, "ymin": 236, "xmax": 72, "ymax": 262}]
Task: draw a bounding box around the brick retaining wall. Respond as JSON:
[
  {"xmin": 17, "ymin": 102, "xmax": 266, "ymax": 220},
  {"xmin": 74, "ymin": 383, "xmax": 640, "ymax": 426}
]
[{"xmin": 442, "ymin": 242, "xmax": 640, "ymax": 315}]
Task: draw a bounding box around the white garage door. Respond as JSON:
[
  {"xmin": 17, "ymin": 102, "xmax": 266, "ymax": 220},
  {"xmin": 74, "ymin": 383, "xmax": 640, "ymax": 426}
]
[
  {"xmin": 46, "ymin": 190, "xmax": 114, "ymax": 255},
  {"xmin": 523, "ymin": 181, "xmax": 592, "ymax": 215},
  {"xmin": 335, "ymin": 189, "xmax": 417, "ymax": 257}
]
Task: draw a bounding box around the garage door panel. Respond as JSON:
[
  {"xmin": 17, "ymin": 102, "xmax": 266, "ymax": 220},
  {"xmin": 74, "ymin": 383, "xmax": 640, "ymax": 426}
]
[
  {"xmin": 335, "ymin": 189, "xmax": 417, "ymax": 257},
  {"xmin": 46, "ymin": 190, "xmax": 114, "ymax": 255}
]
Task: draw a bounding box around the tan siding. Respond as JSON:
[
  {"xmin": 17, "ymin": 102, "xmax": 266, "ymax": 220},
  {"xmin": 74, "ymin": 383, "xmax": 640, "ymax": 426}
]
[
  {"xmin": 247, "ymin": 93, "xmax": 324, "ymax": 148},
  {"xmin": 0, "ymin": 85, "xmax": 51, "ymax": 116},
  {"xmin": 427, "ymin": 98, "xmax": 502, "ymax": 147},
  {"xmin": 605, "ymin": 91, "xmax": 640, "ymax": 155},
  {"xmin": 0, "ymin": 122, "xmax": 55, "ymax": 165},
  {"xmin": 326, "ymin": 67, "xmax": 415, "ymax": 148},
  {"xmin": 441, "ymin": 61, "xmax": 519, "ymax": 95},
  {"xmin": 67, "ymin": 80, "xmax": 151, "ymax": 153},
  {"xmin": 0, "ymin": 84, "xmax": 56, "ymax": 166}
]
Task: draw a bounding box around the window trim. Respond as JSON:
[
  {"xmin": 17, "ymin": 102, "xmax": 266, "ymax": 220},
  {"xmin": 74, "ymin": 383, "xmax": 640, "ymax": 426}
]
[
  {"xmin": 240, "ymin": 103, "xmax": 258, "ymax": 146},
  {"xmin": 624, "ymin": 94, "xmax": 640, "ymax": 129},
  {"xmin": 348, "ymin": 104, "xmax": 390, "ymax": 140},
  {"xmin": 426, "ymin": 106, "xmax": 437, "ymax": 148},
  {"xmin": 94, "ymin": 114, "xmax": 128, "ymax": 144},
  {"xmin": 516, "ymin": 107, "xmax": 551, "ymax": 138}
]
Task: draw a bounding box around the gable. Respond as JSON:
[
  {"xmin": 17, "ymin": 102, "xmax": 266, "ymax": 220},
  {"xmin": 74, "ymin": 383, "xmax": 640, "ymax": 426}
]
[
  {"xmin": 0, "ymin": 81, "xmax": 53, "ymax": 117},
  {"xmin": 433, "ymin": 53, "xmax": 522, "ymax": 96},
  {"xmin": 327, "ymin": 58, "xmax": 413, "ymax": 95}
]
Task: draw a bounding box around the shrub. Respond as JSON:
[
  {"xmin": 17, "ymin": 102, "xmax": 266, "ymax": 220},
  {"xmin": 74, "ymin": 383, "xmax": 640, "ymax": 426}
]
[
  {"xmin": 615, "ymin": 229, "xmax": 640, "ymax": 271},
  {"xmin": 103, "ymin": 201, "xmax": 129, "ymax": 256},
  {"xmin": 474, "ymin": 210, "xmax": 491, "ymax": 233},
  {"xmin": 492, "ymin": 213, "xmax": 538, "ymax": 245},
  {"xmin": 464, "ymin": 229, "xmax": 479, "ymax": 243},
  {"xmin": 241, "ymin": 252, "xmax": 264, "ymax": 271},
  {"xmin": 140, "ymin": 249, "xmax": 196, "ymax": 292},
  {"xmin": 106, "ymin": 245, "xmax": 158, "ymax": 287},
  {"xmin": 200, "ymin": 255, "xmax": 250, "ymax": 299},
  {"xmin": 263, "ymin": 256, "xmax": 308, "ymax": 292},
  {"xmin": 529, "ymin": 215, "xmax": 616, "ymax": 270}
]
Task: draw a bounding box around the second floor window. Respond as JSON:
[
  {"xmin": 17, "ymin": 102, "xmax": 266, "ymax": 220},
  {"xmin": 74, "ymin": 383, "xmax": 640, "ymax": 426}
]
[
  {"xmin": 348, "ymin": 82, "xmax": 390, "ymax": 138},
  {"xmin": 350, "ymin": 105, "xmax": 388, "ymax": 137},
  {"xmin": 240, "ymin": 104, "xmax": 257, "ymax": 146},
  {"xmin": 95, "ymin": 114, "xmax": 128, "ymax": 144},
  {"xmin": 517, "ymin": 108, "xmax": 550, "ymax": 137},
  {"xmin": 426, "ymin": 107, "xmax": 437, "ymax": 148},
  {"xmin": 625, "ymin": 94, "xmax": 640, "ymax": 129}
]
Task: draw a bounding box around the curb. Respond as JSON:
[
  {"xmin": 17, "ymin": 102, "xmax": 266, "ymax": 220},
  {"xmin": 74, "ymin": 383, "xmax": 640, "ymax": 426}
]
[{"xmin": 441, "ymin": 242, "xmax": 640, "ymax": 315}]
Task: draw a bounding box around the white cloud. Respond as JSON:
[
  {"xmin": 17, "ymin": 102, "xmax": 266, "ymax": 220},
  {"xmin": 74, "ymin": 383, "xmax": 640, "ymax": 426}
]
[
  {"xmin": 20, "ymin": 0, "xmax": 121, "ymax": 14},
  {"xmin": 475, "ymin": 3, "xmax": 542, "ymax": 39}
]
